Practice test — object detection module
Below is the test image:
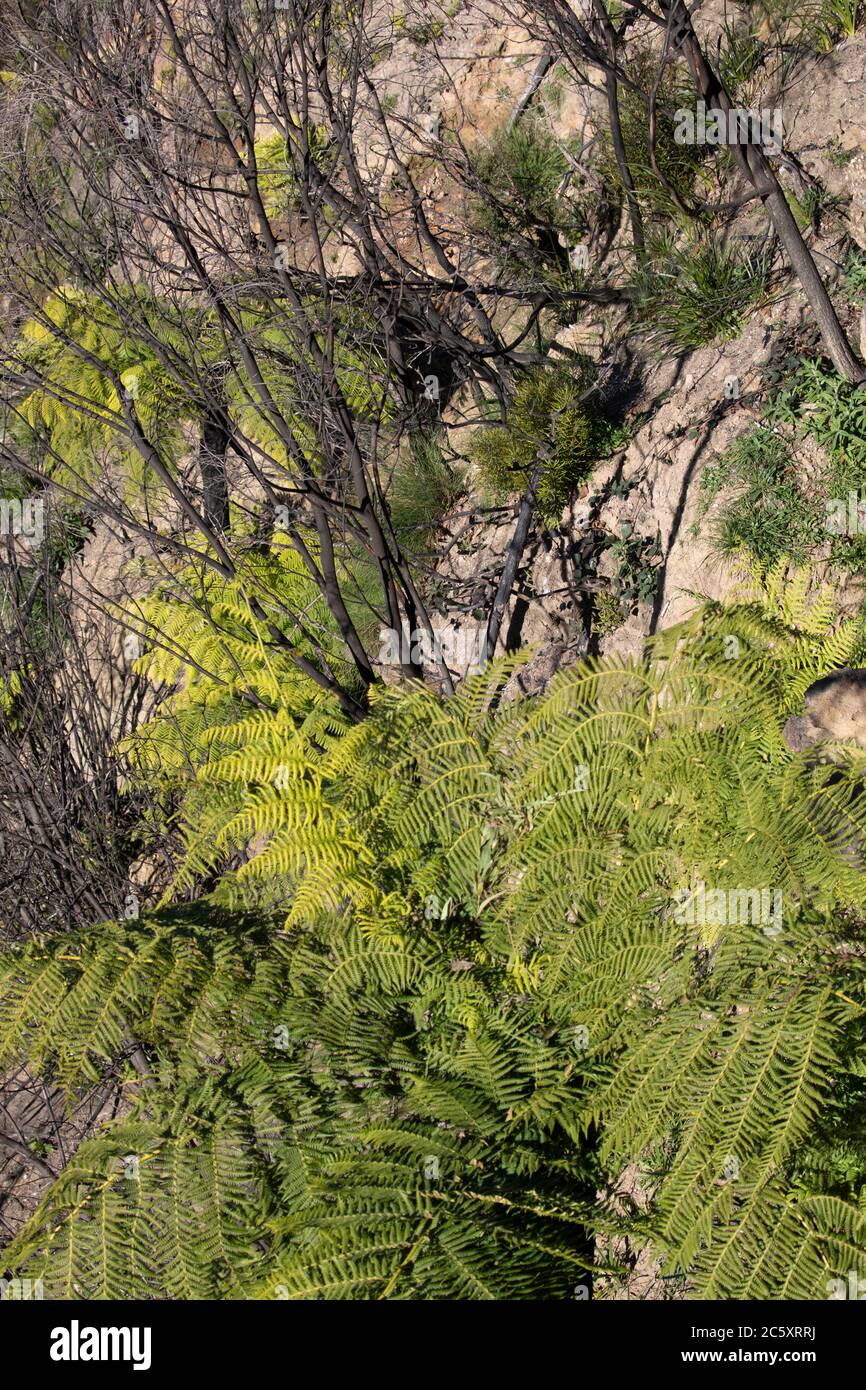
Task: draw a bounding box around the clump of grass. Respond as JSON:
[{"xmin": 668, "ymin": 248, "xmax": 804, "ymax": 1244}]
[
  {"xmin": 699, "ymin": 426, "xmax": 822, "ymax": 567},
  {"xmin": 716, "ymin": 20, "xmax": 766, "ymax": 98},
  {"xmin": 827, "ymin": 135, "xmax": 856, "ymax": 168},
  {"xmin": 747, "ymin": 0, "xmax": 863, "ymax": 50},
  {"xmin": 388, "ymin": 432, "xmax": 464, "ymax": 549},
  {"xmin": 785, "ymin": 182, "xmax": 844, "ymax": 233},
  {"xmin": 817, "ymin": 0, "xmax": 863, "ymax": 44},
  {"xmin": 629, "ymin": 234, "xmax": 773, "ymax": 353},
  {"xmin": 340, "ymin": 433, "xmax": 463, "ymax": 652}
]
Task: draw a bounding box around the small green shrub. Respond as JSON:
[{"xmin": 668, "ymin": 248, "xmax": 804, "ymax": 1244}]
[
  {"xmin": 600, "ymin": 47, "xmax": 704, "ymax": 215},
  {"xmin": 760, "ymin": 358, "xmax": 866, "ymax": 573},
  {"xmin": 699, "ymin": 355, "xmax": 866, "ymax": 575},
  {"xmin": 592, "ymin": 588, "xmax": 625, "ymax": 636},
  {"xmin": 469, "ymin": 116, "xmax": 584, "ymax": 275},
  {"xmin": 470, "ymin": 362, "xmax": 622, "ymax": 525},
  {"xmin": 472, "ymin": 116, "xmax": 568, "ymax": 230},
  {"xmin": 629, "ymin": 234, "xmax": 773, "ymax": 352},
  {"xmin": 842, "ymin": 248, "xmax": 866, "ymax": 300},
  {"xmin": 603, "ymin": 523, "xmax": 662, "ymax": 609},
  {"xmin": 763, "ymin": 358, "xmax": 866, "ymax": 483},
  {"xmin": 406, "ymin": 17, "xmax": 444, "ymax": 45}
]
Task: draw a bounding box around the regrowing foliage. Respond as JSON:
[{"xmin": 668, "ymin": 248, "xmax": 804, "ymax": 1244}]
[
  {"xmin": 2, "ymin": 571, "xmax": 866, "ymax": 1299},
  {"xmin": 471, "ymin": 362, "xmax": 621, "ymax": 525},
  {"xmin": 4, "ymin": 0, "xmax": 866, "ymax": 1314},
  {"xmin": 600, "ymin": 47, "xmax": 705, "ymax": 216},
  {"xmin": 702, "ymin": 360, "xmax": 866, "ymax": 577}
]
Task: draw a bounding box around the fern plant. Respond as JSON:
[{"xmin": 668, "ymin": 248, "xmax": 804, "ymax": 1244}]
[
  {"xmin": 254, "ymin": 127, "xmax": 334, "ymax": 217},
  {"xmin": 12, "ymin": 285, "xmax": 188, "ymax": 494},
  {"xmin": 2, "ymin": 571, "xmax": 866, "ymax": 1299},
  {"xmin": 10, "ymin": 285, "xmax": 388, "ymax": 502}
]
